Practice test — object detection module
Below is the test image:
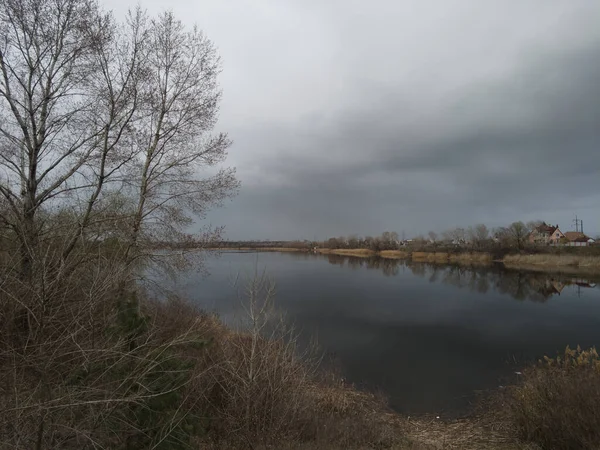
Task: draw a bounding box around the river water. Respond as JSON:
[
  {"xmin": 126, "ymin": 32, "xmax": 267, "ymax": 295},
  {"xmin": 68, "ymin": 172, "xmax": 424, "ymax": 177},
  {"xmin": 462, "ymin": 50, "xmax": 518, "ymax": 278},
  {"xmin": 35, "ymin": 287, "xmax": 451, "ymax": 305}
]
[{"xmin": 172, "ymin": 250, "xmax": 600, "ymax": 416}]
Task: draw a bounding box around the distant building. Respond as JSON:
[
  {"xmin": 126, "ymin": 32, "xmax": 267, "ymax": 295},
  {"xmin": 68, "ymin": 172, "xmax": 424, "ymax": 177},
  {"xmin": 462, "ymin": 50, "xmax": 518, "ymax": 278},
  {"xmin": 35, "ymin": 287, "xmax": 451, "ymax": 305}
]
[
  {"xmin": 528, "ymin": 223, "xmax": 564, "ymax": 245},
  {"xmin": 563, "ymin": 232, "xmax": 595, "ymax": 247}
]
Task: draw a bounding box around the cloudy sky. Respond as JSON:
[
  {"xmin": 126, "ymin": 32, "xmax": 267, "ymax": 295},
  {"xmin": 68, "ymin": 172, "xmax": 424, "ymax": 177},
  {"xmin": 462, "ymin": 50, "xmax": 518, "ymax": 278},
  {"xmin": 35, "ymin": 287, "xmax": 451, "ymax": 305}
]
[{"xmin": 108, "ymin": 0, "xmax": 600, "ymax": 240}]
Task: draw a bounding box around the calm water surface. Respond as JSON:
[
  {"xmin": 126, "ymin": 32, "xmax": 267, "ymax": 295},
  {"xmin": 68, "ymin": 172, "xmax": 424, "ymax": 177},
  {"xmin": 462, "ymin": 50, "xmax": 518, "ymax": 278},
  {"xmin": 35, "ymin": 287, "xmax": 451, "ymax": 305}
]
[{"xmin": 174, "ymin": 251, "xmax": 600, "ymax": 416}]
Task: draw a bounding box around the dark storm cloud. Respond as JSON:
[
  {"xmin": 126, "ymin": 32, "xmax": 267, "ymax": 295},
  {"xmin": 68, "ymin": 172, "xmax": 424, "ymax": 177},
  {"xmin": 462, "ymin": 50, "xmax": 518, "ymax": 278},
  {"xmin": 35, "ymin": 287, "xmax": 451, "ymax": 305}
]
[
  {"xmin": 213, "ymin": 35, "xmax": 600, "ymax": 239},
  {"xmin": 104, "ymin": 0, "xmax": 600, "ymax": 239}
]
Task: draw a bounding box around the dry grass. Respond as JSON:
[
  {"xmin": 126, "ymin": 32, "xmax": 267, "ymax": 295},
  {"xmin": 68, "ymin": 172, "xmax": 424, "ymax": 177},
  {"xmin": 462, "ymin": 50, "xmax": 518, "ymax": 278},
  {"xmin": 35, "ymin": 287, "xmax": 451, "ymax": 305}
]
[
  {"xmin": 501, "ymin": 346, "xmax": 600, "ymax": 450},
  {"xmin": 410, "ymin": 252, "xmax": 493, "ymax": 265},
  {"xmin": 411, "ymin": 252, "xmax": 450, "ymax": 262},
  {"xmin": 448, "ymin": 252, "xmax": 493, "ymax": 263},
  {"xmin": 219, "ymin": 247, "xmax": 309, "ymax": 252},
  {"xmin": 380, "ymin": 250, "xmax": 411, "ymax": 259},
  {"xmin": 4, "ymin": 244, "xmax": 596, "ymax": 449},
  {"xmin": 503, "ymin": 254, "xmax": 600, "ymax": 268},
  {"xmin": 152, "ymin": 274, "xmax": 414, "ymax": 450},
  {"xmin": 403, "ymin": 417, "xmax": 528, "ymax": 450},
  {"xmin": 317, "ymin": 248, "xmax": 376, "ymax": 257}
]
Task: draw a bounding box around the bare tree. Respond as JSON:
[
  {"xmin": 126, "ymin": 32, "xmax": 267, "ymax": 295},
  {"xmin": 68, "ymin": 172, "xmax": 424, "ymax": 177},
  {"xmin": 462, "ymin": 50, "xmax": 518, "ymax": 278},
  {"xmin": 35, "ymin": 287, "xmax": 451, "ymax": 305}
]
[
  {"xmin": 123, "ymin": 11, "xmax": 238, "ymax": 265},
  {"xmin": 440, "ymin": 229, "xmax": 453, "ymax": 244},
  {"xmin": 0, "ymin": 4, "xmax": 238, "ymax": 278},
  {"xmin": 0, "ymin": 0, "xmax": 150, "ymax": 277},
  {"xmin": 1, "ymin": 0, "xmax": 98, "ymax": 275},
  {"xmin": 505, "ymin": 221, "xmax": 530, "ymax": 250},
  {"xmin": 347, "ymin": 234, "xmax": 359, "ymax": 249},
  {"xmin": 428, "ymin": 231, "xmax": 438, "ymax": 244},
  {"xmin": 380, "ymin": 231, "xmax": 399, "ymax": 250},
  {"xmin": 526, "ymin": 220, "xmax": 544, "ymax": 231},
  {"xmin": 468, "ymin": 224, "xmax": 489, "ymax": 249},
  {"xmin": 0, "ymin": 5, "xmax": 239, "ymax": 448},
  {"xmin": 445, "ymin": 227, "xmax": 466, "ymax": 246}
]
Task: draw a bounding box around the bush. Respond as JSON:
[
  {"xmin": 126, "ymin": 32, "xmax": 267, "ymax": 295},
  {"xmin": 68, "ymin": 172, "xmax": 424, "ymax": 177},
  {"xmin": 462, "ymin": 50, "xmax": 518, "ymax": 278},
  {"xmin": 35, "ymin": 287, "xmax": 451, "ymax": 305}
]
[
  {"xmin": 179, "ymin": 273, "xmax": 408, "ymax": 449},
  {"xmin": 0, "ymin": 250, "xmax": 411, "ymax": 450},
  {"xmin": 506, "ymin": 346, "xmax": 600, "ymax": 450}
]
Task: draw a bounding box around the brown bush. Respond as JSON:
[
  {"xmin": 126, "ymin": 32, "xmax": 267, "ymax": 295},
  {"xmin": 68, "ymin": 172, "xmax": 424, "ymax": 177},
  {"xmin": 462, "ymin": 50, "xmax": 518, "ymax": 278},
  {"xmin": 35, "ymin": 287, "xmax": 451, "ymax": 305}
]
[
  {"xmin": 505, "ymin": 346, "xmax": 600, "ymax": 450},
  {"xmin": 0, "ymin": 245, "xmax": 413, "ymax": 450},
  {"xmin": 179, "ymin": 273, "xmax": 408, "ymax": 449}
]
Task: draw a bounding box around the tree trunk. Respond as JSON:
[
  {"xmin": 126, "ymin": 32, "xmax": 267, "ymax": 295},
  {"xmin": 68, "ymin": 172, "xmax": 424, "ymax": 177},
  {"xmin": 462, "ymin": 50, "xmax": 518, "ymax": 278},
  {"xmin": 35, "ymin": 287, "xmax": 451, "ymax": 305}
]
[{"xmin": 20, "ymin": 205, "xmax": 37, "ymax": 280}]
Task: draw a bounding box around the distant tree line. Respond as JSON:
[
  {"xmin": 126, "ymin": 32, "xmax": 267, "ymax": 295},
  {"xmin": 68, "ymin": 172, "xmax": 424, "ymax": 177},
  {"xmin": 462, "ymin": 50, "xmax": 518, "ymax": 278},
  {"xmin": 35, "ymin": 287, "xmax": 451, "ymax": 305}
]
[
  {"xmin": 319, "ymin": 220, "xmax": 595, "ymax": 253},
  {"xmin": 321, "ymin": 232, "xmax": 400, "ymax": 251},
  {"xmin": 214, "ymin": 220, "xmax": 598, "ymax": 255},
  {"xmin": 434, "ymin": 220, "xmax": 544, "ymax": 251},
  {"xmin": 210, "ymin": 240, "xmax": 314, "ymax": 249}
]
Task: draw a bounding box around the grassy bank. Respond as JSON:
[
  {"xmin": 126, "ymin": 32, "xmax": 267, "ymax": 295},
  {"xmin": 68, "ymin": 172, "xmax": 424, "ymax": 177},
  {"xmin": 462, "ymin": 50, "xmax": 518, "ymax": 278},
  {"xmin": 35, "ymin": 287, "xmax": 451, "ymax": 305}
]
[
  {"xmin": 218, "ymin": 247, "xmax": 310, "ymax": 252},
  {"xmin": 319, "ymin": 248, "xmax": 600, "ymax": 273},
  {"xmin": 230, "ymin": 247, "xmax": 600, "ymax": 274},
  {"xmin": 317, "ymin": 248, "xmax": 376, "ymax": 257},
  {"xmin": 379, "ymin": 250, "xmax": 411, "ymax": 259},
  {"xmin": 100, "ymin": 298, "xmax": 600, "ymax": 449},
  {"xmin": 411, "ymin": 251, "xmax": 493, "ymax": 264},
  {"xmin": 503, "ymin": 253, "xmax": 600, "ymax": 268},
  {"xmin": 141, "ymin": 298, "xmax": 417, "ymax": 449},
  {"xmin": 3, "ymin": 262, "xmax": 598, "ymax": 449},
  {"xmin": 318, "ymin": 248, "xmax": 410, "ymax": 259}
]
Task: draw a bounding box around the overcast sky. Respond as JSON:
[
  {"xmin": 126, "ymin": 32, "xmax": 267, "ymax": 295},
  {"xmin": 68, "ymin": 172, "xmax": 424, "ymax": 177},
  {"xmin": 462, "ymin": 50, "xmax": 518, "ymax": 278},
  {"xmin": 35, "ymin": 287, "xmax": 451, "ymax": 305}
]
[{"xmin": 107, "ymin": 0, "xmax": 600, "ymax": 240}]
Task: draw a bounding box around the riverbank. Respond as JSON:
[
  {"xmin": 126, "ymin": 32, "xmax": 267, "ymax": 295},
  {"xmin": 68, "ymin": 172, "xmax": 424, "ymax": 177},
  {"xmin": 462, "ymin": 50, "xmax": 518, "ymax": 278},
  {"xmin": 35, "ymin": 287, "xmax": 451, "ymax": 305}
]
[
  {"xmin": 218, "ymin": 247, "xmax": 600, "ymax": 275},
  {"xmin": 218, "ymin": 246, "xmax": 308, "ymax": 252},
  {"xmin": 410, "ymin": 251, "xmax": 493, "ymax": 264},
  {"xmin": 143, "ymin": 298, "xmax": 600, "ymax": 449},
  {"xmin": 317, "ymin": 248, "xmax": 376, "ymax": 257},
  {"xmin": 503, "ymin": 253, "xmax": 600, "ymax": 269},
  {"xmin": 325, "ymin": 248, "xmax": 600, "ymax": 273},
  {"xmin": 138, "ymin": 298, "xmax": 578, "ymax": 449}
]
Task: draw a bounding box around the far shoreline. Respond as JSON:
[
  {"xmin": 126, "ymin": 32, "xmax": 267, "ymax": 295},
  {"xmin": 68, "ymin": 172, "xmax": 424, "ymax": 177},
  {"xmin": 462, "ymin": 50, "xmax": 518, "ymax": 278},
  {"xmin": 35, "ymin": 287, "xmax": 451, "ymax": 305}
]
[{"xmin": 214, "ymin": 247, "xmax": 600, "ymax": 275}]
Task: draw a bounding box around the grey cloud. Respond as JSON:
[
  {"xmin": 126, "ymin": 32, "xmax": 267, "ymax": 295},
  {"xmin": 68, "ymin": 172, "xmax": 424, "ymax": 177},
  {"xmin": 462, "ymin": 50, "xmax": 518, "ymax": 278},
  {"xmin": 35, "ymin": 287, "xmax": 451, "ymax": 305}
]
[
  {"xmin": 103, "ymin": 0, "xmax": 600, "ymax": 239},
  {"xmin": 217, "ymin": 33, "xmax": 600, "ymax": 239}
]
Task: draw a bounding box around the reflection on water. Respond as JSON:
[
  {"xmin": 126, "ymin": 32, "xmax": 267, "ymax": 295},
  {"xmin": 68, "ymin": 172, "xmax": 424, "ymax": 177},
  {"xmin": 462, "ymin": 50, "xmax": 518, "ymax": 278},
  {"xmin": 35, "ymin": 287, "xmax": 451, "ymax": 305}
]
[
  {"xmin": 180, "ymin": 251, "xmax": 600, "ymax": 416},
  {"xmin": 313, "ymin": 253, "xmax": 599, "ymax": 303}
]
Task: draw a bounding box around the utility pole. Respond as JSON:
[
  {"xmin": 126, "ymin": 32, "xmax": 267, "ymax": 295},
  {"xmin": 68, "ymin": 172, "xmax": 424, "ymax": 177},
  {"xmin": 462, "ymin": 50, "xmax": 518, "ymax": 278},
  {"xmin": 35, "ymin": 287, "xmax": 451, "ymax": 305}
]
[{"xmin": 573, "ymin": 215, "xmax": 580, "ymax": 233}]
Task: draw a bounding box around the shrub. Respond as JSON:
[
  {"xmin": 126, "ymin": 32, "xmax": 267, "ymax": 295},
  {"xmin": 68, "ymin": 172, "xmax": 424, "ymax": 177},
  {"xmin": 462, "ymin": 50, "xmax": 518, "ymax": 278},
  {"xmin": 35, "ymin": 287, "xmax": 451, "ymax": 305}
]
[{"xmin": 506, "ymin": 346, "xmax": 600, "ymax": 449}]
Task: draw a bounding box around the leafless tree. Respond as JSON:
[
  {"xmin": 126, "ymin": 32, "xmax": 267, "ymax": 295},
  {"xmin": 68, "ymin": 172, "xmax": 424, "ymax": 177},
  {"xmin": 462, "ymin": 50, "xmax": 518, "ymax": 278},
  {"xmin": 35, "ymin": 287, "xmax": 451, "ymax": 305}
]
[
  {"xmin": 0, "ymin": 0, "xmax": 151, "ymax": 277},
  {"xmin": 468, "ymin": 224, "xmax": 489, "ymax": 248},
  {"xmin": 440, "ymin": 229, "xmax": 453, "ymax": 244},
  {"xmin": 347, "ymin": 234, "xmax": 359, "ymax": 249},
  {"xmin": 0, "ymin": 4, "xmax": 239, "ymax": 448},
  {"xmin": 526, "ymin": 220, "xmax": 544, "ymax": 231},
  {"xmin": 379, "ymin": 231, "xmax": 399, "ymax": 250},
  {"xmin": 428, "ymin": 231, "xmax": 438, "ymax": 244},
  {"xmin": 1, "ymin": 0, "xmax": 97, "ymax": 275},
  {"xmin": 444, "ymin": 227, "xmax": 466, "ymax": 245},
  {"xmin": 1, "ymin": 3, "xmax": 238, "ymax": 279},
  {"xmin": 122, "ymin": 11, "xmax": 239, "ymax": 268},
  {"xmin": 495, "ymin": 222, "xmax": 530, "ymax": 250},
  {"xmin": 508, "ymin": 221, "xmax": 530, "ymax": 250}
]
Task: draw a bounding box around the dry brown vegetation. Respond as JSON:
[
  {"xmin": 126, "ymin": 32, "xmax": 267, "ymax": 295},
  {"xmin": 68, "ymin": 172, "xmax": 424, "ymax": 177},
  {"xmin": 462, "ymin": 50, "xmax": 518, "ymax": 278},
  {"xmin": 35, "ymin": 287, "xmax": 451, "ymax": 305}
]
[
  {"xmin": 448, "ymin": 252, "xmax": 493, "ymax": 264},
  {"xmin": 411, "ymin": 252, "xmax": 452, "ymax": 262},
  {"xmin": 0, "ymin": 249, "xmax": 415, "ymax": 449},
  {"xmin": 0, "ymin": 2, "xmax": 594, "ymax": 444},
  {"xmin": 409, "ymin": 252, "xmax": 493, "ymax": 264},
  {"xmin": 229, "ymin": 247, "xmax": 309, "ymax": 252},
  {"xmin": 503, "ymin": 254, "xmax": 600, "ymax": 268},
  {"xmin": 317, "ymin": 248, "xmax": 376, "ymax": 257},
  {"xmin": 501, "ymin": 346, "xmax": 600, "ymax": 450},
  {"xmin": 2, "ymin": 239, "xmax": 597, "ymax": 449},
  {"xmin": 379, "ymin": 250, "xmax": 411, "ymax": 259}
]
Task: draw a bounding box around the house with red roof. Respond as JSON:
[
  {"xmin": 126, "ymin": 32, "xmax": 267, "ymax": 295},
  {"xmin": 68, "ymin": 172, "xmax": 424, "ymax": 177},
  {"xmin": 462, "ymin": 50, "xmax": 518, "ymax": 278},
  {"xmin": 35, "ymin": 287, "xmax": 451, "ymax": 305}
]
[
  {"xmin": 563, "ymin": 232, "xmax": 596, "ymax": 247},
  {"xmin": 528, "ymin": 222, "xmax": 564, "ymax": 245}
]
